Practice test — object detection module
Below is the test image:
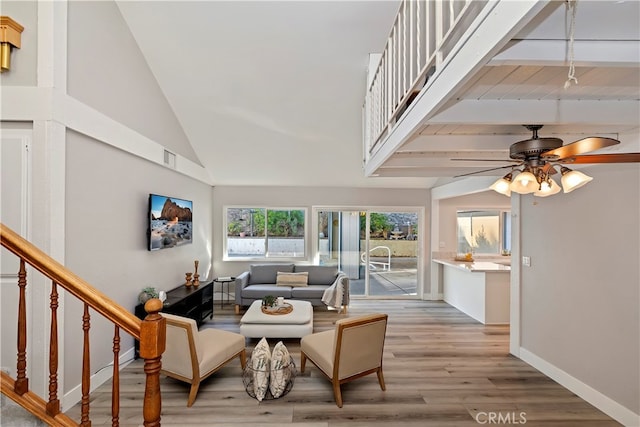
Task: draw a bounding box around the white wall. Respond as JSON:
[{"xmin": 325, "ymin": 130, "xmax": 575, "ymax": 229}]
[
  {"xmin": 519, "ymin": 163, "xmax": 639, "ymax": 420},
  {"xmin": 66, "ymin": 1, "xmax": 199, "ymax": 164},
  {"xmin": 63, "ymin": 131, "xmax": 213, "ymax": 393},
  {"xmin": 60, "ymin": 0, "xmax": 213, "ymax": 398}
]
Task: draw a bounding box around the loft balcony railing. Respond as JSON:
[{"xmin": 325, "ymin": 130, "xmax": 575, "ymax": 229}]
[
  {"xmin": 364, "ymin": 0, "xmax": 490, "ymax": 162},
  {"xmin": 0, "ymin": 223, "xmax": 165, "ymax": 427}
]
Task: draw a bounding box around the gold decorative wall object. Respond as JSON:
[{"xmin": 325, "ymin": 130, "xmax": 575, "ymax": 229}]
[{"xmin": 0, "ymin": 16, "xmax": 24, "ymax": 72}]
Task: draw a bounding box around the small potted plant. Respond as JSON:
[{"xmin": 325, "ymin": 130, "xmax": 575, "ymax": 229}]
[
  {"xmin": 138, "ymin": 287, "xmax": 159, "ymax": 305},
  {"xmin": 261, "ymin": 295, "xmax": 276, "ymax": 308}
]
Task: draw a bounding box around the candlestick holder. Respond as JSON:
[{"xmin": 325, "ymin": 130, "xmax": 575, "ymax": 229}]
[{"xmin": 192, "ymin": 260, "xmax": 200, "ymax": 287}]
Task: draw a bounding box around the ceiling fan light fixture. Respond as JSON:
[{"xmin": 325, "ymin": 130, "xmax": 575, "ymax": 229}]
[
  {"xmin": 510, "ymin": 170, "xmax": 538, "ymax": 194},
  {"xmin": 560, "ymin": 166, "xmax": 593, "ymax": 193},
  {"xmin": 465, "ymin": 125, "xmax": 636, "ymax": 196},
  {"xmin": 534, "ymin": 177, "xmax": 561, "ymax": 197},
  {"xmin": 490, "ymin": 172, "xmax": 513, "ymax": 197}
]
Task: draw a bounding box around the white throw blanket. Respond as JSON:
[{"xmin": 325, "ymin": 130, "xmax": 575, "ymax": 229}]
[{"xmin": 322, "ymin": 273, "xmax": 348, "ymax": 309}]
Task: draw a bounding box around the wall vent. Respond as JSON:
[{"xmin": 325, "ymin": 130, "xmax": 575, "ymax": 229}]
[{"xmin": 163, "ymin": 150, "xmax": 176, "ymax": 168}]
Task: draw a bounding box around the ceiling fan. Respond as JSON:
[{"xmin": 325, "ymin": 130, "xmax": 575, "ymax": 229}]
[{"xmin": 453, "ymin": 125, "xmax": 640, "ymax": 197}]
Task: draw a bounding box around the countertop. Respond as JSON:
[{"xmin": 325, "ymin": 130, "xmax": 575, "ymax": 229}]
[{"xmin": 433, "ymin": 258, "xmax": 511, "ymax": 273}]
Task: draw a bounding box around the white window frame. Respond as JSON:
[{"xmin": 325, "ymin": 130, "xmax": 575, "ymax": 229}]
[
  {"xmin": 456, "ymin": 209, "xmax": 510, "ymax": 255},
  {"xmin": 223, "ymin": 205, "xmax": 308, "ymax": 261}
]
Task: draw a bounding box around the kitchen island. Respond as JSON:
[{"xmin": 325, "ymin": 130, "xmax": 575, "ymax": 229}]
[{"xmin": 433, "ymin": 258, "xmax": 511, "ymax": 325}]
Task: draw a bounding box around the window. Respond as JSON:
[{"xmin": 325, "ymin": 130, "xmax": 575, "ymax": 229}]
[
  {"xmin": 457, "ymin": 210, "xmax": 510, "ymax": 255},
  {"xmin": 225, "ymin": 207, "xmax": 306, "ymax": 259}
]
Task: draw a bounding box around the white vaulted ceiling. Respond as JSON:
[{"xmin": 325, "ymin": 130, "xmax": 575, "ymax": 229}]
[{"xmin": 117, "ymin": 1, "xmax": 640, "ymax": 188}]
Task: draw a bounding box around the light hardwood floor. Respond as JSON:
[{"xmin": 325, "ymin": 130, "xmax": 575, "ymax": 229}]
[{"xmin": 66, "ymin": 300, "xmax": 621, "ymax": 426}]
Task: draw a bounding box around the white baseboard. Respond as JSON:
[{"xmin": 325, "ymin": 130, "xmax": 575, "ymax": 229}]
[
  {"xmin": 62, "ymin": 347, "xmax": 135, "ymax": 412},
  {"xmin": 520, "ymin": 348, "xmax": 639, "ymax": 427}
]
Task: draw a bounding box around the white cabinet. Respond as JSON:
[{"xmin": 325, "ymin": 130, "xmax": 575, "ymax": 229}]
[{"xmin": 434, "ymin": 259, "xmax": 510, "ymax": 325}]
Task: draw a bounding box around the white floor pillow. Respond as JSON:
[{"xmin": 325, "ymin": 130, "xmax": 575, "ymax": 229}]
[
  {"xmin": 251, "ymin": 337, "xmax": 271, "ymax": 401},
  {"xmin": 269, "ymin": 341, "xmax": 292, "ymax": 398}
]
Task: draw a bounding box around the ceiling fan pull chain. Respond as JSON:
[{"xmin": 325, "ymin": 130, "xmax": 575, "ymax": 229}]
[{"xmin": 564, "ymin": 0, "xmax": 578, "ymax": 89}]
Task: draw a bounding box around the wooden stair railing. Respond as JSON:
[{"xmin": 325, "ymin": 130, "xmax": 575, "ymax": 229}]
[{"xmin": 0, "ymin": 223, "xmax": 165, "ymax": 427}]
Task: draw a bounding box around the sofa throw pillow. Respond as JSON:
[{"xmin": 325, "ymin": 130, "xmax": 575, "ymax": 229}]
[
  {"xmin": 251, "ymin": 337, "xmax": 271, "ymax": 401},
  {"xmin": 269, "ymin": 341, "xmax": 292, "ymax": 398},
  {"xmin": 276, "ymin": 271, "xmax": 309, "ymax": 287}
]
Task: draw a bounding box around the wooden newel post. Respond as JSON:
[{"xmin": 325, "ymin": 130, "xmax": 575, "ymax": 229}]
[{"xmin": 140, "ymin": 299, "xmax": 166, "ymax": 427}]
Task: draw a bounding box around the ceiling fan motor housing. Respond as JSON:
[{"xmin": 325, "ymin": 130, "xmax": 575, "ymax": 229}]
[
  {"xmin": 509, "ymin": 137, "xmax": 563, "ymax": 161},
  {"xmin": 456, "ymin": 125, "xmax": 634, "ymax": 180}
]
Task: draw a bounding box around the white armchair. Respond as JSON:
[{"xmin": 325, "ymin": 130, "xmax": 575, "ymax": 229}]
[
  {"xmin": 161, "ymin": 313, "xmax": 246, "ymax": 406},
  {"xmin": 300, "ymin": 313, "xmax": 388, "ymax": 407}
]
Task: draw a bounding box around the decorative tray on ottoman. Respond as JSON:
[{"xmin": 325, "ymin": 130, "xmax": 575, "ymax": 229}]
[{"xmin": 261, "ymin": 303, "xmax": 293, "ymax": 315}]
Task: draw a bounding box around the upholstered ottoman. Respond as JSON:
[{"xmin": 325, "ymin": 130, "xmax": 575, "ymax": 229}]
[{"xmin": 240, "ymin": 300, "xmax": 313, "ymax": 338}]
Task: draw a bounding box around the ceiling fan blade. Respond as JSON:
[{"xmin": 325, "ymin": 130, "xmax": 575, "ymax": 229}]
[
  {"xmin": 454, "ymin": 164, "xmax": 518, "ymax": 178},
  {"xmin": 540, "ymin": 137, "xmax": 619, "ymax": 160},
  {"xmin": 561, "ymin": 153, "xmax": 640, "ymax": 164}
]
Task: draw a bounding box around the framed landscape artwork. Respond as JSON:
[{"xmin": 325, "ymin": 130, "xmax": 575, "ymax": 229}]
[{"xmin": 148, "ymin": 194, "xmax": 193, "ymax": 251}]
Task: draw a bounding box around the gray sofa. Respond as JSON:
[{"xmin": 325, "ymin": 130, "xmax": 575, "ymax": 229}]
[{"xmin": 234, "ymin": 263, "xmax": 349, "ymax": 314}]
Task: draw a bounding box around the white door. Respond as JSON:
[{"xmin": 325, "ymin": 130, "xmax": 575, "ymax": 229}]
[{"xmin": 0, "ymin": 129, "xmax": 31, "ymax": 377}]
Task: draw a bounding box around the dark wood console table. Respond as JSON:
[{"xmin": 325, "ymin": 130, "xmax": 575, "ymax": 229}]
[{"xmin": 134, "ymin": 281, "xmax": 213, "ymax": 357}]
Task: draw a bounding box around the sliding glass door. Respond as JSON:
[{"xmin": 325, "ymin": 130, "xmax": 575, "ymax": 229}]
[
  {"xmin": 366, "ymin": 210, "xmax": 419, "ymax": 297},
  {"xmin": 316, "ymin": 208, "xmax": 421, "ymax": 299},
  {"xmin": 317, "ymin": 210, "xmax": 360, "ymax": 275}
]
